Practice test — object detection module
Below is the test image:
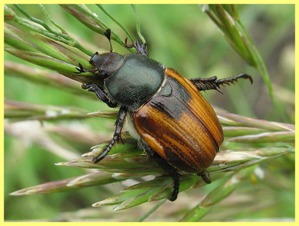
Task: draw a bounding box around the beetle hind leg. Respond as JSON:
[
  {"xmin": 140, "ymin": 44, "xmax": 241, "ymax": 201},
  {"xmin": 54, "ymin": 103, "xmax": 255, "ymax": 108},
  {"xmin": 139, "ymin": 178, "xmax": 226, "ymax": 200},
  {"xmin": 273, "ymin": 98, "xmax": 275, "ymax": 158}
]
[
  {"xmin": 141, "ymin": 141, "xmax": 181, "ymax": 201},
  {"xmin": 152, "ymin": 153, "xmax": 181, "ymax": 201},
  {"xmin": 198, "ymin": 171, "xmax": 212, "ymax": 184},
  {"xmin": 190, "ymin": 73, "xmax": 253, "ymax": 92}
]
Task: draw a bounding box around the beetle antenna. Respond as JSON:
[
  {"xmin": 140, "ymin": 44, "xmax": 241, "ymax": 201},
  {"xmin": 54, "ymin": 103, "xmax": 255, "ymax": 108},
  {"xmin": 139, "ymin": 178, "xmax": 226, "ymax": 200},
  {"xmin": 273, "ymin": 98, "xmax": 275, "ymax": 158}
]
[{"xmin": 104, "ymin": 29, "xmax": 113, "ymax": 52}]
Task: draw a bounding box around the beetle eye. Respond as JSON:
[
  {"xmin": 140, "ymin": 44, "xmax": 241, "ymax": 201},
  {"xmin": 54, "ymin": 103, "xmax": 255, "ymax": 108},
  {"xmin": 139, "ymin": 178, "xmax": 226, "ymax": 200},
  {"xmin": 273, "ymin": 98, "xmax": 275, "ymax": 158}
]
[
  {"xmin": 99, "ymin": 69, "xmax": 109, "ymax": 78},
  {"xmin": 89, "ymin": 52, "xmax": 100, "ymax": 66}
]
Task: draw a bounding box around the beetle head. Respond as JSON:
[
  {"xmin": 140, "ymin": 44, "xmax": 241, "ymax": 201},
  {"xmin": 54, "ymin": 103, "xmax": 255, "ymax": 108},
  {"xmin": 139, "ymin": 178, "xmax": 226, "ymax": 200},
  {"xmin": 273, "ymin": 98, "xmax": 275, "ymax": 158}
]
[{"xmin": 89, "ymin": 52, "xmax": 125, "ymax": 79}]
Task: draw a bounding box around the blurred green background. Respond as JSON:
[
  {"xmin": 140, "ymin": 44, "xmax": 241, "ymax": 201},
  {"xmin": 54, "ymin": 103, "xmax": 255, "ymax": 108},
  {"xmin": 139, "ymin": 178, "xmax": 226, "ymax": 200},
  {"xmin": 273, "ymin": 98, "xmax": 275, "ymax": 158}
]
[{"xmin": 4, "ymin": 4, "xmax": 294, "ymax": 221}]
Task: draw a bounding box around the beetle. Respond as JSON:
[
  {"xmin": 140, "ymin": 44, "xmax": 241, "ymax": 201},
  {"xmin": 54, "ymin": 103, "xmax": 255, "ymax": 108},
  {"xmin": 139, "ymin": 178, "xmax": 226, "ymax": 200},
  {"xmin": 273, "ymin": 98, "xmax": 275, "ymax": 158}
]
[{"xmin": 76, "ymin": 29, "xmax": 252, "ymax": 201}]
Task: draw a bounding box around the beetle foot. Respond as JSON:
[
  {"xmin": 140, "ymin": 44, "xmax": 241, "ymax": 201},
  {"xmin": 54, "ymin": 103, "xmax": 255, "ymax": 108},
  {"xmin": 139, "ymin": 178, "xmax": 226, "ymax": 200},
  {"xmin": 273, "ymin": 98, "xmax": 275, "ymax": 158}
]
[
  {"xmin": 198, "ymin": 171, "xmax": 212, "ymax": 184},
  {"xmin": 92, "ymin": 135, "xmax": 121, "ymax": 163},
  {"xmin": 75, "ymin": 63, "xmax": 86, "ymax": 73},
  {"xmin": 92, "ymin": 149, "xmax": 108, "ymax": 163},
  {"xmin": 81, "ymin": 83, "xmax": 96, "ymax": 92},
  {"xmin": 191, "ymin": 73, "xmax": 252, "ymax": 92},
  {"xmin": 215, "ymin": 73, "xmax": 253, "ymax": 87},
  {"xmin": 125, "ymin": 38, "xmax": 148, "ymax": 56},
  {"xmin": 168, "ymin": 172, "xmax": 181, "ymax": 201},
  {"xmin": 92, "ymin": 139, "xmax": 116, "ymax": 163}
]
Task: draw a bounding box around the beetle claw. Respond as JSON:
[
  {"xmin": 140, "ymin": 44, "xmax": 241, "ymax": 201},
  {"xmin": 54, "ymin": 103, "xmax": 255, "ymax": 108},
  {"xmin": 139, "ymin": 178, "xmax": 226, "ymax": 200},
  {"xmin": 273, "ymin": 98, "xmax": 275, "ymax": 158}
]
[
  {"xmin": 75, "ymin": 63, "xmax": 86, "ymax": 74},
  {"xmin": 215, "ymin": 86, "xmax": 223, "ymax": 94},
  {"xmin": 125, "ymin": 38, "xmax": 148, "ymax": 56}
]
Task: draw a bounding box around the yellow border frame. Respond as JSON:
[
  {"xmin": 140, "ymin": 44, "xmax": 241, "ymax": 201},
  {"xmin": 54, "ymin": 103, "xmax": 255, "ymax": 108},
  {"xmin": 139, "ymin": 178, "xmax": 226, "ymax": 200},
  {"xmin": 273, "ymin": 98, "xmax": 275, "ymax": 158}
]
[{"xmin": 1, "ymin": 1, "xmax": 297, "ymax": 224}]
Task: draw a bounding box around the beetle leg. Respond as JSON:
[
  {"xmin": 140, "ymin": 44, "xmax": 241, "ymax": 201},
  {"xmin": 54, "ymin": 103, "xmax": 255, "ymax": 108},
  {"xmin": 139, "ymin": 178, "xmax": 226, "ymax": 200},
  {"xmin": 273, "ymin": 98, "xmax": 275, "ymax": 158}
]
[
  {"xmin": 149, "ymin": 153, "xmax": 180, "ymax": 201},
  {"xmin": 134, "ymin": 41, "xmax": 148, "ymax": 56},
  {"xmin": 75, "ymin": 63, "xmax": 86, "ymax": 73},
  {"xmin": 141, "ymin": 141, "xmax": 180, "ymax": 201},
  {"xmin": 75, "ymin": 63, "xmax": 98, "ymax": 74},
  {"xmin": 125, "ymin": 38, "xmax": 148, "ymax": 56},
  {"xmin": 190, "ymin": 73, "xmax": 253, "ymax": 92},
  {"xmin": 93, "ymin": 106, "xmax": 127, "ymax": 163},
  {"xmin": 198, "ymin": 171, "xmax": 212, "ymax": 184},
  {"xmin": 82, "ymin": 83, "xmax": 118, "ymax": 108}
]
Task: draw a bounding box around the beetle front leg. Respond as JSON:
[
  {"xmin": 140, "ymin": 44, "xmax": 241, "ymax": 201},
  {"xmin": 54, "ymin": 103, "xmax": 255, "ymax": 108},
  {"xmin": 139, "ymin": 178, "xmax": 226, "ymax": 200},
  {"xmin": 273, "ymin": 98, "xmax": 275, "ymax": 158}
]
[
  {"xmin": 125, "ymin": 39, "xmax": 148, "ymax": 56},
  {"xmin": 93, "ymin": 106, "xmax": 127, "ymax": 163},
  {"xmin": 82, "ymin": 83, "xmax": 118, "ymax": 108},
  {"xmin": 133, "ymin": 41, "xmax": 148, "ymax": 56},
  {"xmin": 190, "ymin": 73, "xmax": 253, "ymax": 92}
]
